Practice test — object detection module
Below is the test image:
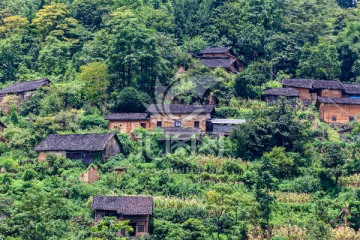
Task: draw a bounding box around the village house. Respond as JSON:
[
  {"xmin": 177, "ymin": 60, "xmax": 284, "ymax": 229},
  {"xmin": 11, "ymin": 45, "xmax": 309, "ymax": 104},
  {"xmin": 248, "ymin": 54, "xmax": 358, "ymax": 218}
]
[
  {"xmin": 317, "ymin": 97, "xmax": 360, "ymax": 124},
  {"xmin": 106, "ymin": 104, "xmax": 215, "ymax": 134},
  {"xmin": 312, "ymin": 80, "xmax": 344, "ymax": 98},
  {"xmin": 0, "ymin": 78, "xmax": 50, "ymax": 103},
  {"xmin": 197, "ymin": 47, "xmax": 244, "ymax": 73},
  {"xmin": 281, "ymin": 79, "xmax": 316, "ymax": 103},
  {"xmin": 105, "ymin": 113, "xmax": 150, "ymax": 134},
  {"xmin": 264, "ymin": 88, "xmax": 299, "ymax": 103},
  {"xmin": 34, "ymin": 133, "xmax": 122, "ymax": 165},
  {"xmin": 92, "ymin": 196, "xmax": 153, "ymax": 237}
]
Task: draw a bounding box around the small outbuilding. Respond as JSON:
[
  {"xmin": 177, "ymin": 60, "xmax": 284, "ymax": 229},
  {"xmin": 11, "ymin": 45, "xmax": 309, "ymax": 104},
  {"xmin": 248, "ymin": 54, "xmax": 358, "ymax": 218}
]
[
  {"xmin": 264, "ymin": 88, "xmax": 299, "ymax": 103},
  {"xmin": 198, "ymin": 47, "xmax": 243, "ymax": 73},
  {"xmin": 105, "ymin": 113, "xmax": 150, "ymax": 134},
  {"xmin": 34, "ymin": 133, "xmax": 122, "ymax": 165},
  {"xmin": 92, "ymin": 196, "xmax": 153, "ymax": 237},
  {"xmin": 0, "ymin": 78, "xmax": 50, "ymax": 102}
]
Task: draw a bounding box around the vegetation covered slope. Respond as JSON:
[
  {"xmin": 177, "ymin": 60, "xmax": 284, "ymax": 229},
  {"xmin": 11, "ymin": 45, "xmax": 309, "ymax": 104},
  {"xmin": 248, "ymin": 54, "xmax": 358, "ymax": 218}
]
[{"xmin": 1, "ymin": 0, "xmax": 360, "ymax": 239}]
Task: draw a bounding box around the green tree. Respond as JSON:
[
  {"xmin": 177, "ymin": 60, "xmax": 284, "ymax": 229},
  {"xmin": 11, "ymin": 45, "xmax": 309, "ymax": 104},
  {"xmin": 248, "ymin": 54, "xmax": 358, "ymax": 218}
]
[
  {"xmin": 91, "ymin": 217, "xmax": 133, "ymax": 239},
  {"xmin": 0, "ymin": 35, "xmax": 23, "ymax": 82},
  {"xmin": 79, "ymin": 61, "xmax": 109, "ymax": 107},
  {"xmin": 108, "ymin": 87, "xmax": 150, "ymax": 113},
  {"xmin": 320, "ymin": 142, "xmax": 346, "ymax": 186},
  {"xmin": 297, "ymin": 41, "xmax": 341, "ymax": 80}
]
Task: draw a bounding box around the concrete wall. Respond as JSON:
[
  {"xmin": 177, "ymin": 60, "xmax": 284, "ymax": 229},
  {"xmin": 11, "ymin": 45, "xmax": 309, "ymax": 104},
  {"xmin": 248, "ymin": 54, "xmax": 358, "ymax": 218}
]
[
  {"xmin": 319, "ymin": 103, "xmax": 360, "ymax": 124},
  {"xmin": 149, "ymin": 113, "xmax": 208, "ymax": 131},
  {"xmin": 109, "ymin": 120, "xmax": 150, "ymax": 134}
]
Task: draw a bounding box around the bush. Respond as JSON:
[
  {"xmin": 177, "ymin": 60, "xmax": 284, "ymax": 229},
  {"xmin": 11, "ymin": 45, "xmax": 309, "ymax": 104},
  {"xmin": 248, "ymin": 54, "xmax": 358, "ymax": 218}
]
[{"xmin": 80, "ymin": 114, "xmax": 108, "ymax": 129}]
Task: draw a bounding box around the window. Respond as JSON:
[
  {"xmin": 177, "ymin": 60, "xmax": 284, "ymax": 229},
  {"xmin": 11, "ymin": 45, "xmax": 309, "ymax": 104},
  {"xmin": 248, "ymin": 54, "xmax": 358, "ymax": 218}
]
[
  {"xmin": 157, "ymin": 121, "xmax": 162, "ymax": 127},
  {"xmin": 140, "ymin": 123, "xmax": 146, "ymax": 128},
  {"xmin": 350, "ymin": 116, "xmax": 355, "ymax": 122},
  {"xmin": 194, "ymin": 121, "xmax": 200, "ymax": 128},
  {"xmin": 66, "ymin": 152, "xmax": 82, "ymax": 160},
  {"xmin": 332, "ymin": 116, "xmax": 337, "ymax": 122},
  {"xmin": 138, "ymin": 225, "xmax": 145, "ymax": 233},
  {"xmin": 174, "ymin": 120, "xmax": 182, "ymax": 127}
]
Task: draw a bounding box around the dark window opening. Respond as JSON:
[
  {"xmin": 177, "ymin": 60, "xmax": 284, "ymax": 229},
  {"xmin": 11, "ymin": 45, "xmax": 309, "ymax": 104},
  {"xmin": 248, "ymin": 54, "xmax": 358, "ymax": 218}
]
[
  {"xmin": 332, "ymin": 116, "xmax": 337, "ymax": 122},
  {"xmin": 194, "ymin": 121, "xmax": 200, "ymax": 128},
  {"xmin": 140, "ymin": 123, "xmax": 146, "ymax": 128},
  {"xmin": 138, "ymin": 224, "xmax": 145, "ymax": 233},
  {"xmin": 129, "ymin": 223, "xmax": 137, "ymax": 236},
  {"xmin": 157, "ymin": 121, "xmax": 162, "ymax": 127},
  {"xmin": 350, "ymin": 116, "xmax": 355, "ymax": 122},
  {"xmin": 104, "ymin": 211, "xmax": 117, "ymax": 217},
  {"xmin": 174, "ymin": 120, "xmax": 182, "ymax": 127}
]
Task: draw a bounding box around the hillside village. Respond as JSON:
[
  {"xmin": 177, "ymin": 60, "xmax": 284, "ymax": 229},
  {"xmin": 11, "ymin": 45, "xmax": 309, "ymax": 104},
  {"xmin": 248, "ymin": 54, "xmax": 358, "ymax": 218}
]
[{"xmin": 2, "ymin": 0, "xmax": 360, "ymax": 240}]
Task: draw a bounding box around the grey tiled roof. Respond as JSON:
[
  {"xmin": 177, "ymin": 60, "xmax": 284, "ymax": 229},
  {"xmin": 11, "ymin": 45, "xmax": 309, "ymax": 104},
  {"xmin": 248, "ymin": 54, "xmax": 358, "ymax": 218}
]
[
  {"xmin": 34, "ymin": 133, "xmax": 119, "ymax": 152},
  {"xmin": 343, "ymin": 83, "xmax": 360, "ymax": 95},
  {"xmin": 264, "ymin": 88, "xmax": 299, "ymax": 97},
  {"xmin": 147, "ymin": 104, "xmax": 214, "ymax": 114},
  {"xmin": 200, "ymin": 47, "xmax": 231, "ymax": 54},
  {"xmin": 200, "ymin": 58, "xmax": 236, "ymax": 68},
  {"xmin": 282, "ymin": 79, "xmax": 314, "ymax": 89},
  {"xmin": 318, "ymin": 97, "xmax": 360, "ymax": 105},
  {"xmin": 92, "ymin": 196, "xmax": 153, "ymax": 215},
  {"xmin": 0, "ymin": 78, "xmax": 50, "ymax": 95},
  {"xmin": 313, "ymin": 80, "xmax": 343, "ymax": 90},
  {"xmin": 105, "ymin": 113, "xmax": 149, "ymax": 120}
]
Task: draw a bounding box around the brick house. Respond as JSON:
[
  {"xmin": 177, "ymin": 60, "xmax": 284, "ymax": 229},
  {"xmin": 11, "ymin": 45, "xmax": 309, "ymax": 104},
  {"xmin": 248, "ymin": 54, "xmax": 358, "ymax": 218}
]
[
  {"xmin": 92, "ymin": 196, "xmax": 153, "ymax": 237},
  {"xmin": 197, "ymin": 47, "xmax": 244, "ymax": 73},
  {"xmin": 147, "ymin": 104, "xmax": 214, "ymax": 132},
  {"xmin": 105, "ymin": 113, "xmax": 150, "ymax": 134},
  {"xmin": 0, "ymin": 78, "xmax": 50, "ymax": 103},
  {"xmin": 281, "ymin": 79, "xmax": 316, "ymax": 103},
  {"xmin": 34, "ymin": 133, "xmax": 122, "ymax": 165},
  {"xmin": 317, "ymin": 97, "xmax": 360, "ymax": 124}
]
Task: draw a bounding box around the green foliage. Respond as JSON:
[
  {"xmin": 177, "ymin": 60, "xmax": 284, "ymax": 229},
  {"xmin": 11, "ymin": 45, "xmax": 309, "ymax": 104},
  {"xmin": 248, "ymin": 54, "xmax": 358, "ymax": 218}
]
[
  {"xmin": 109, "ymin": 87, "xmax": 150, "ymax": 113},
  {"xmin": 80, "ymin": 114, "xmax": 108, "ymax": 130}
]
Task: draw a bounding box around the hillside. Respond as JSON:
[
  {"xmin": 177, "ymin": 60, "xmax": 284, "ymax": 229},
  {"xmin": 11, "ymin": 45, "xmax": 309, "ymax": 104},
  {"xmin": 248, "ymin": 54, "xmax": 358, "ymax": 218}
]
[{"xmin": 1, "ymin": 0, "xmax": 360, "ymax": 239}]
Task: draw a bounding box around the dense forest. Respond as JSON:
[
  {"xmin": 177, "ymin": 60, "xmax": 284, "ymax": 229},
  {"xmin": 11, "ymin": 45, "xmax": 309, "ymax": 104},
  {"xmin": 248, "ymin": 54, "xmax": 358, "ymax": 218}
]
[{"xmin": 1, "ymin": 0, "xmax": 360, "ymax": 239}]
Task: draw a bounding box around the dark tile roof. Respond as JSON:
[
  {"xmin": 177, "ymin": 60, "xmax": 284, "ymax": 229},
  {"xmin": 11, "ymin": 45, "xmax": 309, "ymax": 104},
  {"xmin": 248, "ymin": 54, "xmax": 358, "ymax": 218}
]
[
  {"xmin": 161, "ymin": 127, "xmax": 202, "ymax": 133},
  {"xmin": 92, "ymin": 196, "xmax": 153, "ymax": 215},
  {"xmin": 147, "ymin": 104, "xmax": 214, "ymax": 115},
  {"xmin": 318, "ymin": 97, "xmax": 360, "ymax": 105},
  {"xmin": 343, "ymin": 83, "xmax": 360, "ymax": 95},
  {"xmin": 201, "ymin": 58, "xmax": 236, "ymax": 68},
  {"xmin": 34, "ymin": 133, "xmax": 119, "ymax": 152},
  {"xmin": 105, "ymin": 113, "xmax": 149, "ymax": 121},
  {"xmin": 282, "ymin": 79, "xmax": 314, "ymax": 89},
  {"xmin": 200, "ymin": 47, "xmax": 231, "ymax": 54},
  {"xmin": 213, "ymin": 124, "xmax": 236, "ymax": 134},
  {"xmin": 159, "ymin": 127, "xmax": 202, "ymax": 141},
  {"xmin": 0, "ymin": 78, "xmax": 50, "ymax": 95},
  {"xmin": 211, "ymin": 119, "xmax": 246, "ymax": 124},
  {"xmin": 313, "ymin": 80, "xmax": 343, "ymax": 90},
  {"xmin": 264, "ymin": 88, "xmax": 299, "ymax": 97}
]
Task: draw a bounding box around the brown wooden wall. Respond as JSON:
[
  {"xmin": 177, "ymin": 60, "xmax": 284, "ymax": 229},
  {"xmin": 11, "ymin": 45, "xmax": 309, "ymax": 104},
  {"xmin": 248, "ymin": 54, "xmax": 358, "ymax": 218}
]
[
  {"xmin": 320, "ymin": 89, "xmax": 342, "ymax": 98},
  {"xmin": 109, "ymin": 120, "xmax": 150, "ymax": 134},
  {"xmin": 149, "ymin": 113, "xmax": 208, "ymax": 131},
  {"xmin": 95, "ymin": 211, "xmax": 150, "ymax": 237},
  {"xmin": 291, "ymin": 87, "xmax": 313, "ymax": 101},
  {"xmin": 319, "ymin": 103, "xmax": 360, "ymax": 124}
]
